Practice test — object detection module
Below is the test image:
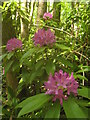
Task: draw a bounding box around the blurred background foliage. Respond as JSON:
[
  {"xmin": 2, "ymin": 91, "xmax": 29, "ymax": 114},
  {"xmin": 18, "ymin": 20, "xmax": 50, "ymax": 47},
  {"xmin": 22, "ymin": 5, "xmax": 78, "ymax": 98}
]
[{"xmin": 0, "ymin": 0, "xmax": 90, "ymax": 119}]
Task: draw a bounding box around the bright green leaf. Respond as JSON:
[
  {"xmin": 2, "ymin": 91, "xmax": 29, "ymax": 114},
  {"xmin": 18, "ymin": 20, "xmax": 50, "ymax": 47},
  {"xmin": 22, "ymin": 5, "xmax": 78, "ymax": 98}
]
[
  {"xmin": 74, "ymin": 74, "xmax": 88, "ymax": 81},
  {"xmin": 78, "ymin": 87, "xmax": 90, "ymax": 99},
  {"xmin": 76, "ymin": 67, "xmax": 90, "ymax": 73},
  {"xmin": 45, "ymin": 101, "xmax": 61, "ymax": 119},
  {"xmin": 20, "ymin": 48, "xmax": 37, "ymax": 63},
  {"xmin": 63, "ymin": 97, "xmax": 87, "ymax": 118},
  {"xmin": 22, "ymin": 69, "xmax": 30, "ymax": 82},
  {"xmin": 45, "ymin": 60, "xmax": 55, "ymax": 75},
  {"xmin": 35, "ymin": 60, "xmax": 44, "ymax": 70},
  {"xmin": 17, "ymin": 93, "xmax": 52, "ymax": 117},
  {"xmin": 55, "ymin": 43, "xmax": 70, "ymax": 50},
  {"xmin": 57, "ymin": 56, "xmax": 73, "ymax": 68}
]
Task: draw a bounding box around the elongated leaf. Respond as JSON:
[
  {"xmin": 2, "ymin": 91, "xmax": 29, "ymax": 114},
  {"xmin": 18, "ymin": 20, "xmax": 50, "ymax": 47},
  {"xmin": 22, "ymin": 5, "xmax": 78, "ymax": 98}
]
[
  {"xmin": 45, "ymin": 60, "xmax": 55, "ymax": 75},
  {"xmin": 0, "ymin": 54, "xmax": 7, "ymax": 61},
  {"xmin": 5, "ymin": 61, "xmax": 13, "ymax": 75},
  {"xmin": 55, "ymin": 43, "xmax": 70, "ymax": 50},
  {"xmin": 74, "ymin": 74, "xmax": 88, "ymax": 81},
  {"xmin": 35, "ymin": 60, "xmax": 44, "ymax": 70},
  {"xmin": 22, "ymin": 69, "xmax": 30, "ymax": 82},
  {"xmin": 57, "ymin": 56, "xmax": 73, "ymax": 68},
  {"xmin": 20, "ymin": 48, "xmax": 36, "ymax": 63},
  {"xmin": 45, "ymin": 101, "xmax": 61, "ymax": 119},
  {"xmin": 37, "ymin": 47, "xmax": 46, "ymax": 53},
  {"xmin": 17, "ymin": 93, "xmax": 52, "ymax": 117},
  {"xmin": 76, "ymin": 67, "xmax": 90, "ymax": 73},
  {"xmin": 75, "ymin": 99, "xmax": 89, "ymax": 107},
  {"xmin": 63, "ymin": 97, "xmax": 87, "ymax": 118},
  {"xmin": 29, "ymin": 68, "xmax": 44, "ymax": 83},
  {"xmin": 78, "ymin": 87, "xmax": 90, "ymax": 99},
  {"xmin": 7, "ymin": 52, "xmax": 14, "ymax": 60}
]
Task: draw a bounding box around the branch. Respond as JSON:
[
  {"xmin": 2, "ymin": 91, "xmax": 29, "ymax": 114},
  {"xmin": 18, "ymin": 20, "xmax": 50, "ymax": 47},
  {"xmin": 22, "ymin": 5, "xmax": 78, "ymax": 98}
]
[{"xmin": 33, "ymin": 23, "xmax": 78, "ymax": 39}]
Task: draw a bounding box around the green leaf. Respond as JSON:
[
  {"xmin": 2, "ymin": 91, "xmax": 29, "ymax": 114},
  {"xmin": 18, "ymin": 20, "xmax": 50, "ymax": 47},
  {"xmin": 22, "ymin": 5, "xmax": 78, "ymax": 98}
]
[
  {"xmin": 55, "ymin": 43, "xmax": 70, "ymax": 50},
  {"xmin": 5, "ymin": 60, "xmax": 13, "ymax": 75},
  {"xmin": 35, "ymin": 60, "xmax": 44, "ymax": 70},
  {"xmin": 74, "ymin": 74, "xmax": 88, "ymax": 81},
  {"xmin": 57, "ymin": 56, "xmax": 73, "ymax": 68},
  {"xmin": 76, "ymin": 66, "xmax": 90, "ymax": 73},
  {"xmin": 20, "ymin": 48, "xmax": 36, "ymax": 63},
  {"xmin": 7, "ymin": 52, "xmax": 14, "ymax": 60},
  {"xmin": 63, "ymin": 97, "xmax": 87, "ymax": 118},
  {"xmin": 8, "ymin": 86, "xmax": 15, "ymax": 98},
  {"xmin": 45, "ymin": 60, "xmax": 55, "ymax": 75},
  {"xmin": 78, "ymin": 87, "xmax": 90, "ymax": 99},
  {"xmin": 45, "ymin": 101, "xmax": 61, "ymax": 119},
  {"xmin": 0, "ymin": 54, "xmax": 7, "ymax": 61},
  {"xmin": 29, "ymin": 68, "xmax": 44, "ymax": 83},
  {"xmin": 37, "ymin": 47, "xmax": 46, "ymax": 53},
  {"xmin": 12, "ymin": 61, "xmax": 20, "ymax": 72},
  {"xmin": 17, "ymin": 93, "xmax": 52, "ymax": 117},
  {"xmin": 75, "ymin": 99, "xmax": 89, "ymax": 107},
  {"xmin": 22, "ymin": 69, "xmax": 30, "ymax": 83}
]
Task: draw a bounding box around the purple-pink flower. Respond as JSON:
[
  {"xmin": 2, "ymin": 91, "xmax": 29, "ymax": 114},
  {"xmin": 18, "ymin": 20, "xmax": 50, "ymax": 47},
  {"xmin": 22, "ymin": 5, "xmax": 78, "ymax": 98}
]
[
  {"xmin": 32, "ymin": 29, "xmax": 56, "ymax": 46},
  {"xmin": 44, "ymin": 70, "xmax": 79, "ymax": 105},
  {"xmin": 43, "ymin": 12, "xmax": 53, "ymax": 20},
  {"xmin": 6, "ymin": 38, "xmax": 22, "ymax": 52}
]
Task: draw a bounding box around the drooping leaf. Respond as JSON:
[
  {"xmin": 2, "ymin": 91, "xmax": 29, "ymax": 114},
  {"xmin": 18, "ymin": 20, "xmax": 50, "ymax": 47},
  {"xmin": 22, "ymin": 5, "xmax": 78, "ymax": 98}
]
[
  {"xmin": 75, "ymin": 99, "xmax": 89, "ymax": 107},
  {"xmin": 74, "ymin": 74, "xmax": 88, "ymax": 81},
  {"xmin": 55, "ymin": 43, "xmax": 70, "ymax": 50},
  {"xmin": 45, "ymin": 60, "xmax": 55, "ymax": 75},
  {"xmin": 0, "ymin": 54, "xmax": 7, "ymax": 61},
  {"xmin": 20, "ymin": 48, "xmax": 37, "ymax": 63},
  {"xmin": 56, "ymin": 56, "xmax": 73, "ymax": 68},
  {"xmin": 12, "ymin": 61, "xmax": 20, "ymax": 72},
  {"xmin": 37, "ymin": 47, "xmax": 46, "ymax": 53},
  {"xmin": 8, "ymin": 86, "xmax": 15, "ymax": 98},
  {"xmin": 22, "ymin": 69, "xmax": 30, "ymax": 83},
  {"xmin": 78, "ymin": 87, "xmax": 90, "ymax": 99},
  {"xmin": 63, "ymin": 97, "xmax": 87, "ymax": 118},
  {"xmin": 45, "ymin": 101, "xmax": 61, "ymax": 119},
  {"xmin": 35, "ymin": 60, "xmax": 44, "ymax": 70},
  {"xmin": 76, "ymin": 66, "xmax": 90, "ymax": 73},
  {"xmin": 4, "ymin": 60, "xmax": 13, "ymax": 75},
  {"xmin": 7, "ymin": 52, "xmax": 14, "ymax": 60},
  {"xmin": 17, "ymin": 93, "xmax": 52, "ymax": 117}
]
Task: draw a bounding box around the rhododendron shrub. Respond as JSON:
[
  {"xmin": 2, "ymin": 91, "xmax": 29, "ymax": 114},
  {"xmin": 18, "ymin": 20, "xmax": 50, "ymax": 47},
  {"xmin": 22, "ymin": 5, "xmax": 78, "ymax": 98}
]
[
  {"xmin": 6, "ymin": 38, "xmax": 22, "ymax": 52},
  {"xmin": 1, "ymin": 7, "xmax": 89, "ymax": 119},
  {"xmin": 32, "ymin": 29, "xmax": 56, "ymax": 46},
  {"xmin": 44, "ymin": 70, "xmax": 79, "ymax": 105}
]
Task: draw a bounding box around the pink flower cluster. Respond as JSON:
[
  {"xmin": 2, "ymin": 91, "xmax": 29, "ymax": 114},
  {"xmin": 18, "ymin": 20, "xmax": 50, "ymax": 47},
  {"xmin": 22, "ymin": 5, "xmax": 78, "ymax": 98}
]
[
  {"xmin": 44, "ymin": 70, "xmax": 79, "ymax": 105},
  {"xmin": 32, "ymin": 29, "xmax": 56, "ymax": 46},
  {"xmin": 6, "ymin": 38, "xmax": 22, "ymax": 52},
  {"xmin": 43, "ymin": 12, "xmax": 53, "ymax": 20}
]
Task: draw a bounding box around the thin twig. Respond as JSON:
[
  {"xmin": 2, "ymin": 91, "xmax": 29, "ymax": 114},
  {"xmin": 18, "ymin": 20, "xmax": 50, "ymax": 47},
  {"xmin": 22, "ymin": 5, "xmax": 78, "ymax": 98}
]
[
  {"xmin": 74, "ymin": 51, "xmax": 89, "ymax": 61},
  {"xmin": 67, "ymin": 43, "xmax": 87, "ymax": 59},
  {"xmin": 33, "ymin": 23, "xmax": 78, "ymax": 39}
]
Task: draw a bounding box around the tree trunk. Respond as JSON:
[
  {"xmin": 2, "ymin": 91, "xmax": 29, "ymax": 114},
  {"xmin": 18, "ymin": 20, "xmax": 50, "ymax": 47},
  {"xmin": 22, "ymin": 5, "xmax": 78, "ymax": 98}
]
[
  {"xmin": 37, "ymin": 0, "xmax": 47, "ymax": 27},
  {"xmin": 53, "ymin": 1, "xmax": 61, "ymax": 22},
  {"xmin": 53, "ymin": 1, "xmax": 61, "ymax": 36},
  {"xmin": 2, "ymin": 4, "xmax": 18, "ymax": 94},
  {"xmin": 21, "ymin": 0, "xmax": 29, "ymax": 39}
]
